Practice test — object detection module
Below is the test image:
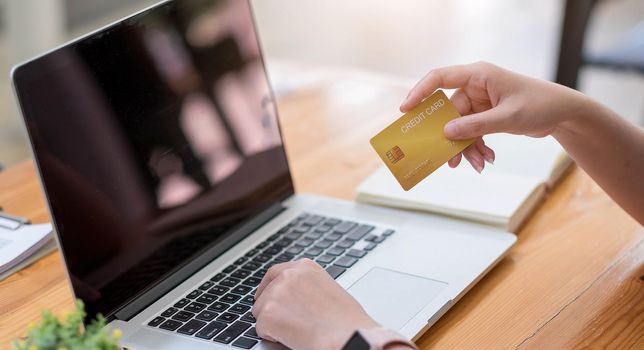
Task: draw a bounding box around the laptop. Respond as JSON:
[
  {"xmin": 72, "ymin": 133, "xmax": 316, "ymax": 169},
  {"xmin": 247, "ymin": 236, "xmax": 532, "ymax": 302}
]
[{"xmin": 10, "ymin": 1, "xmax": 516, "ymax": 349}]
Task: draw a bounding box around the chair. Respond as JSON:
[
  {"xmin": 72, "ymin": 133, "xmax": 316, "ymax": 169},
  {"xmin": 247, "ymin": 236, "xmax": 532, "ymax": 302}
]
[{"xmin": 555, "ymin": 0, "xmax": 644, "ymax": 89}]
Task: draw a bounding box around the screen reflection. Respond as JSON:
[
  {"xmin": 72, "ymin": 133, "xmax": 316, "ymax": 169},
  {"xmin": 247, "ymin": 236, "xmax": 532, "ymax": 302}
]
[{"xmin": 14, "ymin": 0, "xmax": 293, "ymax": 320}]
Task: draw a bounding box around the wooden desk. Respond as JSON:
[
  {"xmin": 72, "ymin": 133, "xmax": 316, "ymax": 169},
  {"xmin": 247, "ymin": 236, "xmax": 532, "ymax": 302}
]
[{"xmin": 1, "ymin": 75, "xmax": 643, "ymax": 349}]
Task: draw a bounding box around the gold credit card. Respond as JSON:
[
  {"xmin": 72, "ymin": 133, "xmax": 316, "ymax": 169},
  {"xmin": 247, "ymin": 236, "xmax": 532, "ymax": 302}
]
[{"xmin": 370, "ymin": 90, "xmax": 473, "ymax": 191}]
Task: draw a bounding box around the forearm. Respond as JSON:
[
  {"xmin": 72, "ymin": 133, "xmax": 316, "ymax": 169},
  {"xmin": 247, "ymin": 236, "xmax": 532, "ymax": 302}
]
[{"xmin": 552, "ymin": 94, "xmax": 644, "ymax": 224}]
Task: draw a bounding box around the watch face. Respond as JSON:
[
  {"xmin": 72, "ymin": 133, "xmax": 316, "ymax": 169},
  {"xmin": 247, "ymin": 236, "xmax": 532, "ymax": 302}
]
[{"xmin": 343, "ymin": 331, "xmax": 371, "ymax": 350}]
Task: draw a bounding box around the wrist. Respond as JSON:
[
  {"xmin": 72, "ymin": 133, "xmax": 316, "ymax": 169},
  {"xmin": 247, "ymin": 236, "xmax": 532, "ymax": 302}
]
[{"xmin": 550, "ymin": 88, "xmax": 602, "ymax": 142}]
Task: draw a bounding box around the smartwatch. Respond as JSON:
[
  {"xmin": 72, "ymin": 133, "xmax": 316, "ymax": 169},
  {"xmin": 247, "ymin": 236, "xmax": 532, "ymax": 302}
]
[{"xmin": 342, "ymin": 328, "xmax": 418, "ymax": 350}]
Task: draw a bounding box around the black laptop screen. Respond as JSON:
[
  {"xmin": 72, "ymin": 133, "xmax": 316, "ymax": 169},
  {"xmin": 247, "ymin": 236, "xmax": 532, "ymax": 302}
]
[{"xmin": 13, "ymin": 0, "xmax": 293, "ymax": 320}]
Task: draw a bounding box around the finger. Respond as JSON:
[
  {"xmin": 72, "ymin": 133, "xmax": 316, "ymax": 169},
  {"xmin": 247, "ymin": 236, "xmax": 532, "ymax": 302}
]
[
  {"xmin": 462, "ymin": 144, "xmax": 485, "ymax": 173},
  {"xmin": 255, "ymin": 261, "xmax": 299, "ymax": 299},
  {"xmin": 443, "ymin": 107, "xmax": 509, "ymax": 140},
  {"xmin": 400, "ymin": 64, "xmax": 477, "ymax": 112},
  {"xmin": 483, "ymin": 144, "xmax": 496, "ymax": 164},
  {"xmin": 253, "ymin": 296, "xmax": 281, "ymax": 342},
  {"xmin": 449, "ymin": 88, "xmax": 472, "ymax": 116},
  {"xmin": 448, "ymin": 153, "xmax": 462, "ymax": 168},
  {"xmin": 474, "ymin": 137, "xmax": 496, "ymax": 164}
]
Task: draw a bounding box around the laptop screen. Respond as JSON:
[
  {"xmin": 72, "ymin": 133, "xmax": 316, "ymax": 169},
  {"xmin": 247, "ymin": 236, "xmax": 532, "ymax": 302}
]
[{"xmin": 13, "ymin": 0, "xmax": 293, "ymax": 320}]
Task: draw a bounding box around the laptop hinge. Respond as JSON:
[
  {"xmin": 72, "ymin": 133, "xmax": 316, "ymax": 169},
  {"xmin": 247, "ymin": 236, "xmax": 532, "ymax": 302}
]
[{"xmin": 112, "ymin": 201, "xmax": 287, "ymax": 321}]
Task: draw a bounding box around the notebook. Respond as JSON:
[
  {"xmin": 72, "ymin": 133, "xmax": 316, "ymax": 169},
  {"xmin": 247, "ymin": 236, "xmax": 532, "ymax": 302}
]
[
  {"xmin": 0, "ymin": 212, "xmax": 54, "ymax": 281},
  {"xmin": 356, "ymin": 135, "xmax": 573, "ymax": 232}
]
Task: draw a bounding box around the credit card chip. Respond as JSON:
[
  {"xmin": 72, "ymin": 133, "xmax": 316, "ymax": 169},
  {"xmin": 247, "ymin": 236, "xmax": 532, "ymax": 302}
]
[{"xmin": 386, "ymin": 146, "xmax": 405, "ymax": 164}]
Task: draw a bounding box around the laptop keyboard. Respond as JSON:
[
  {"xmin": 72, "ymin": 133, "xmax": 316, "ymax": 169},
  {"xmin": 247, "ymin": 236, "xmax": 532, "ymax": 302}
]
[{"xmin": 146, "ymin": 212, "xmax": 395, "ymax": 348}]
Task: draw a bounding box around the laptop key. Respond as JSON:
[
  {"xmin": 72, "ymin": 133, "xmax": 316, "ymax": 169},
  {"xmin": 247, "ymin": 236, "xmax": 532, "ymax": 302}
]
[
  {"xmin": 199, "ymin": 281, "xmax": 215, "ymax": 290},
  {"xmin": 161, "ymin": 307, "xmax": 178, "ymax": 317},
  {"xmin": 334, "ymin": 221, "xmax": 358, "ymax": 234},
  {"xmin": 217, "ymin": 312, "xmax": 240, "ymax": 323},
  {"xmin": 234, "ymin": 257, "xmax": 247, "ymax": 265},
  {"xmin": 255, "ymin": 241, "xmax": 269, "ymax": 250},
  {"xmin": 195, "ymin": 320, "xmax": 227, "ymax": 340},
  {"xmin": 325, "ymin": 233, "xmax": 342, "ymax": 241},
  {"xmin": 221, "ymin": 293, "xmax": 242, "ymax": 304},
  {"xmin": 209, "ymin": 286, "xmax": 229, "ymax": 295},
  {"xmin": 276, "ymin": 253, "xmax": 295, "ymax": 262},
  {"xmin": 252, "ymin": 254, "xmax": 271, "ymax": 263},
  {"xmin": 208, "ymin": 301, "xmax": 230, "ymax": 313},
  {"xmin": 214, "ymin": 321, "xmax": 252, "ymax": 344},
  {"xmin": 382, "ymin": 229, "xmax": 395, "ymax": 236},
  {"xmin": 295, "ymin": 238, "xmax": 314, "ymax": 247},
  {"xmin": 253, "ymin": 269, "xmax": 267, "ymax": 278},
  {"xmin": 317, "ymin": 255, "xmax": 335, "ymax": 264},
  {"xmin": 274, "ymin": 238, "xmax": 293, "ymax": 248},
  {"xmin": 240, "ymin": 312, "xmax": 256, "ymax": 323},
  {"xmin": 159, "ymin": 319, "xmax": 183, "ymax": 331},
  {"xmin": 196, "ymin": 293, "xmax": 217, "ymax": 304},
  {"xmin": 186, "ymin": 290, "xmax": 202, "ymax": 299},
  {"xmin": 324, "ymin": 218, "xmax": 342, "ymax": 226},
  {"xmin": 210, "ymin": 273, "xmax": 226, "ymax": 282},
  {"xmin": 242, "ymin": 277, "xmax": 261, "ymax": 287},
  {"xmin": 326, "ymin": 265, "xmax": 346, "ymax": 279},
  {"xmin": 172, "ymin": 311, "xmax": 195, "ymax": 322},
  {"xmin": 364, "ymin": 234, "xmax": 378, "ymax": 242},
  {"xmin": 185, "ymin": 302, "xmax": 206, "ymax": 313},
  {"xmin": 242, "ymin": 262, "xmax": 262, "ymax": 271},
  {"xmin": 364, "ymin": 242, "xmax": 377, "ymax": 251},
  {"xmin": 336, "ymin": 240, "xmax": 354, "ymax": 249},
  {"xmin": 314, "ymin": 240, "xmax": 333, "ymax": 249},
  {"xmin": 244, "ymin": 327, "xmax": 261, "ymax": 339},
  {"xmin": 174, "ymin": 298, "xmax": 190, "ymax": 308},
  {"xmin": 177, "ymin": 319, "xmax": 206, "ymax": 335},
  {"xmin": 285, "ymin": 232, "xmax": 302, "ymax": 240},
  {"xmin": 346, "ymin": 249, "xmax": 367, "ymax": 258},
  {"xmin": 240, "ymin": 295, "xmax": 255, "ymax": 306},
  {"xmin": 262, "ymin": 246, "xmax": 281, "ymax": 256},
  {"xmin": 335, "ymin": 256, "xmax": 358, "ymax": 268},
  {"xmin": 196, "ymin": 310, "xmax": 218, "ymax": 321},
  {"xmin": 229, "ymin": 303, "xmax": 251, "ymax": 315},
  {"xmin": 302, "ymin": 215, "xmax": 324, "ymax": 226},
  {"xmin": 245, "ymin": 249, "xmax": 260, "ymax": 257},
  {"xmin": 285, "ymin": 246, "xmax": 303, "ymax": 255},
  {"xmin": 148, "ymin": 316, "xmax": 165, "ymax": 327},
  {"xmin": 304, "ymin": 247, "xmax": 323, "ymax": 257},
  {"xmin": 346, "ymin": 225, "xmax": 375, "ymax": 241},
  {"xmin": 223, "ymin": 265, "xmax": 236, "ymax": 273},
  {"xmin": 221, "ymin": 277, "xmax": 241, "ymax": 288},
  {"xmin": 233, "ymin": 337, "xmax": 259, "ymax": 349},
  {"xmin": 231, "ymin": 285, "xmax": 253, "ymax": 295},
  {"xmin": 231, "ymin": 269, "xmax": 251, "ymax": 279},
  {"xmin": 306, "ymin": 232, "xmax": 324, "ymax": 240},
  {"xmin": 373, "ymin": 236, "xmax": 386, "ymax": 243},
  {"xmin": 327, "ymin": 247, "xmax": 345, "ymax": 256},
  {"xmin": 293, "ymin": 226, "xmax": 310, "ymax": 234},
  {"xmin": 314, "ymin": 225, "xmax": 331, "ymax": 233}
]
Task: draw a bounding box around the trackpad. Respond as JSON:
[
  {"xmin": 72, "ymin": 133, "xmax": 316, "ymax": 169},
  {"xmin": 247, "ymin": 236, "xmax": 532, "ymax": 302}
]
[{"xmin": 347, "ymin": 268, "xmax": 448, "ymax": 330}]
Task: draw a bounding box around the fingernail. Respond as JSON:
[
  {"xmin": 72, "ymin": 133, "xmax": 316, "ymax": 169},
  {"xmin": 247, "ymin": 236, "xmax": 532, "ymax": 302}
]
[
  {"xmin": 483, "ymin": 147, "xmax": 495, "ymax": 164},
  {"xmin": 475, "ymin": 162, "xmax": 483, "ymax": 173},
  {"xmin": 444, "ymin": 121, "xmax": 462, "ymax": 139}
]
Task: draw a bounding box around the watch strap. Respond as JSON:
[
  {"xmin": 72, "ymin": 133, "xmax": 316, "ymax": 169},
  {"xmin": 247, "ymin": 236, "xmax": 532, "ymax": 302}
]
[{"xmin": 357, "ymin": 327, "xmax": 418, "ymax": 350}]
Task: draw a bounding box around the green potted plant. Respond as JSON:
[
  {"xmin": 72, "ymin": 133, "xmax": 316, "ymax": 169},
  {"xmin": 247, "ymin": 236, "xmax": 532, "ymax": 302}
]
[{"xmin": 12, "ymin": 300, "xmax": 122, "ymax": 350}]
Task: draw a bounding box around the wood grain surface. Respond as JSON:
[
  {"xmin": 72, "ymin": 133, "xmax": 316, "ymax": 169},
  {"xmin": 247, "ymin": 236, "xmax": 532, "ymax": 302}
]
[{"xmin": 1, "ymin": 76, "xmax": 642, "ymax": 349}]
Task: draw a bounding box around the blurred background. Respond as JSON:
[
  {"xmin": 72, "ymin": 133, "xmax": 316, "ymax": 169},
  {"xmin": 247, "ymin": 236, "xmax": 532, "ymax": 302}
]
[{"xmin": 0, "ymin": 0, "xmax": 642, "ymax": 169}]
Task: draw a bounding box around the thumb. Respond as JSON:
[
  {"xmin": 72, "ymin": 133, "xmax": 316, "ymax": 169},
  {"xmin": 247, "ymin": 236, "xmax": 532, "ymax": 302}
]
[{"xmin": 443, "ymin": 108, "xmax": 508, "ymax": 140}]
